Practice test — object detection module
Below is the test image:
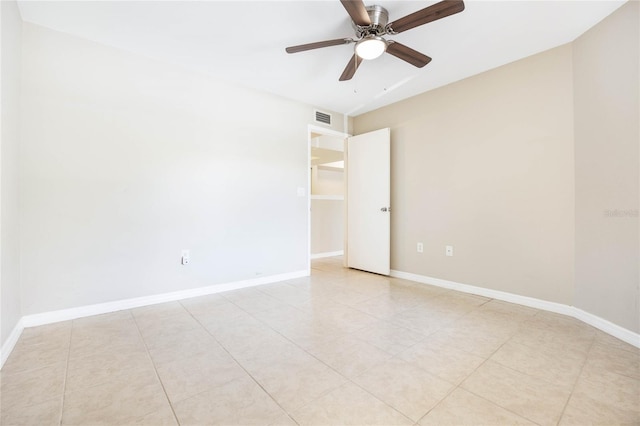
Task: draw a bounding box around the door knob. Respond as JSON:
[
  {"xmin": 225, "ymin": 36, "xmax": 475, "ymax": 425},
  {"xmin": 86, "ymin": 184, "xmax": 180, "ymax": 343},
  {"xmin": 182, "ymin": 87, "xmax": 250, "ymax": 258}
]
[{"xmin": 380, "ymin": 207, "xmax": 388, "ymax": 212}]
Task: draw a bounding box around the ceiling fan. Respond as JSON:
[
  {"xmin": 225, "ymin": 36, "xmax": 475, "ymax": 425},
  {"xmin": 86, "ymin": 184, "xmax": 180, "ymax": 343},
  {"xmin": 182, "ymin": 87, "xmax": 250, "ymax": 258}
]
[{"xmin": 285, "ymin": 0, "xmax": 465, "ymax": 81}]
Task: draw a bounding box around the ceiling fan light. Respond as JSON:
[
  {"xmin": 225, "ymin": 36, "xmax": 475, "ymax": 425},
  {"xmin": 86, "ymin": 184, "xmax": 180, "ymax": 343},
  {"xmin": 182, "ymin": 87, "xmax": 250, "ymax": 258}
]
[{"xmin": 355, "ymin": 36, "xmax": 387, "ymax": 60}]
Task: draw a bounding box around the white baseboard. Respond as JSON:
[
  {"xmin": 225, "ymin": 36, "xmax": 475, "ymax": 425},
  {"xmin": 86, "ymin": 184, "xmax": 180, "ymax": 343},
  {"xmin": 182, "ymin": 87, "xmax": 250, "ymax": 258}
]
[
  {"xmin": 1, "ymin": 318, "xmax": 24, "ymax": 368},
  {"xmin": 572, "ymin": 308, "xmax": 640, "ymax": 348},
  {"xmin": 390, "ymin": 269, "xmax": 640, "ymax": 349},
  {"xmin": 310, "ymin": 251, "xmax": 344, "ymax": 260},
  {"xmin": 0, "ymin": 269, "xmax": 309, "ymax": 369},
  {"xmin": 21, "ymin": 270, "xmax": 309, "ymax": 328},
  {"xmin": 3, "ymin": 267, "xmax": 637, "ymax": 370}
]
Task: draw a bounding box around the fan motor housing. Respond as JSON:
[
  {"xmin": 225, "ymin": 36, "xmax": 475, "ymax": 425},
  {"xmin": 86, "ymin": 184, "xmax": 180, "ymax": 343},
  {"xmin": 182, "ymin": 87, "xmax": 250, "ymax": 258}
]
[{"xmin": 353, "ymin": 5, "xmax": 389, "ymax": 37}]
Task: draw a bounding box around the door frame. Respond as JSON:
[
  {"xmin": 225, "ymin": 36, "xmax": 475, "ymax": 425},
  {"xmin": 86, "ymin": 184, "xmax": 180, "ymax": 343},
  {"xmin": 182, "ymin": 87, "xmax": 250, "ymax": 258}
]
[{"xmin": 307, "ymin": 124, "xmax": 350, "ymax": 273}]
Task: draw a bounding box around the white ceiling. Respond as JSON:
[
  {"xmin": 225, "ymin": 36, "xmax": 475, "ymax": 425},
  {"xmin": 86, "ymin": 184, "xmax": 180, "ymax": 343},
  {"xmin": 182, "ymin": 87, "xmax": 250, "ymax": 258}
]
[{"xmin": 17, "ymin": 0, "xmax": 626, "ymax": 116}]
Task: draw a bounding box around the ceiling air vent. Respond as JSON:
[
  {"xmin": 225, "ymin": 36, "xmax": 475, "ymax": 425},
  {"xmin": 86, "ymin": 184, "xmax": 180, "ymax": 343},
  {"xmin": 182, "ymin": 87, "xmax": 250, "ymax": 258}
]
[{"xmin": 314, "ymin": 110, "xmax": 332, "ymax": 126}]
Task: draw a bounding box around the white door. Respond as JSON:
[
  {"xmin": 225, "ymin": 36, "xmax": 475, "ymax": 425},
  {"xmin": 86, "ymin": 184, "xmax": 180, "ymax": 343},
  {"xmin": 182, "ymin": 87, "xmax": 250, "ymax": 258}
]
[{"xmin": 346, "ymin": 128, "xmax": 390, "ymax": 275}]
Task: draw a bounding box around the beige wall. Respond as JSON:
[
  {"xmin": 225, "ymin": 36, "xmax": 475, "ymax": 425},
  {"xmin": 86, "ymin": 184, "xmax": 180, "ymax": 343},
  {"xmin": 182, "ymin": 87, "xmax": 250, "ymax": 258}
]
[
  {"xmin": 573, "ymin": 2, "xmax": 639, "ymax": 333},
  {"xmin": 354, "ymin": 3, "xmax": 639, "ymax": 333},
  {"xmin": 355, "ymin": 44, "xmax": 576, "ymax": 305},
  {"xmin": 1, "ymin": 0, "xmax": 23, "ymax": 348},
  {"xmin": 19, "ymin": 23, "xmax": 344, "ymax": 316}
]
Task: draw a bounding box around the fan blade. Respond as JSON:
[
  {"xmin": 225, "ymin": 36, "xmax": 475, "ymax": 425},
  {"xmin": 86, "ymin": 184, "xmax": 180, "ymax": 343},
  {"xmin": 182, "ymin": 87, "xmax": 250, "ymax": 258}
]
[
  {"xmin": 286, "ymin": 38, "xmax": 352, "ymax": 54},
  {"xmin": 340, "ymin": 0, "xmax": 371, "ymax": 26},
  {"xmin": 339, "ymin": 54, "xmax": 363, "ymax": 81},
  {"xmin": 387, "ymin": 0, "xmax": 465, "ymax": 34},
  {"xmin": 386, "ymin": 42, "xmax": 432, "ymax": 68}
]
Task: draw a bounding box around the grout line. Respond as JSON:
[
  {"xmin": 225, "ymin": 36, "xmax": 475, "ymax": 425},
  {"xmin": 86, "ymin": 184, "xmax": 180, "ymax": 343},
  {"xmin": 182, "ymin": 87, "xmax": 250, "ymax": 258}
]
[
  {"xmin": 179, "ymin": 300, "xmax": 301, "ymax": 426},
  {"xmin": 58, "ymin": 323, "xmax": 74, "ymax": 426},
  {"xmin": 217, "ymin": 272, "xmax": 424, "ymax": 424},
  {"xmin": 413, "ymin": 300, "xmax": 540, "ymax": 424},
  {"xmin": 129, "ymin": 311, "xmax": 182, "ymax": 426},
  {"xmin": 14, "ymin": 258, "xmax": 631, "ymax": 425},
  {"xmin": 454, "ymin": 314, "xmax": 577, "ymax": 426},
  {"xmin": 555, "ymin": 335, "xmax": 597, "ymax": 425},
  {"xmin": 452, "ymin": 313, "xmax": 539, "ymax": 423},
  {"xmin": 217, "ymin": 275, "xmax": 423, "ymax": 419}
]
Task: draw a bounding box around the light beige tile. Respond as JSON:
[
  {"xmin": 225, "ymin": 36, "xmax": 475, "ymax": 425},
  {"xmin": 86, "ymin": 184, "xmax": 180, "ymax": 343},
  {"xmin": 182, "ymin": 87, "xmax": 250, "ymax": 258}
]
[
  {"xmin": 410, "ymin": 292, "xmax": 486, "ymax": 320},
  {"xmin": 229, "ymin": 292, "xmax": 292, "ymax": 314},
  {"xmin": 207, "ymin": 318, "xmax": 289, "ymax": 360},
  {"xmin": 354, "ymin": 358, "xmax": 454, "ymax": 422},
  {"xmin": 129, "ymin": 403, "xmax": 177, "ymax": 425},
  {"xmin": 131, "ymin": 301, "xmax": 188, "ymax": 321},
  {"xmin": 293, "ymin": 288, "xmax": 352, "ymax": 311},
  {"xmin": 430, "ymin": 292, "xmax": 489, "ymax": 311},
  {"xmin": 313, "ymin": 304, "xmax": 381, "ymax": 334},
  {"xmin": 147, "ymin": 327, "xmax": 224, "ymax": 367},
  {"xmin": 196, "ymin": 304, "xmax": 256, "ymax": 331},
  {"xmin": 179, "ymin": 293, "xmax": 226, "ymax": 312},
  {"xmin": 238, "ymin": 343, "xmax": 318, "ymax": 373},
  {"xmin": 71, "ymin": 310, "xmax": 133, "ymax": 328},
  {"xmin": 390, "ymin": 308, "xmax": 457, "ymax": 337},
  {"xmin": 337, "ymin": 275, "xmax": 392, "ymax": 298},
  {"xmin": 593, "ymin": 330, "xmax": 640, "ymax": 354},
  {"xmin": 135, "ymin": 311, "xmax": 202, "ymax": 349},
  {"xmin": 291, "ymin": 382, "xmax": 413, "ymax": 425},
  {"xmin": 585, "ymin": 341, "xmax": 640, "ymax": 380},
  {"xmin": 427, "ymin": 320, "xmax": 514, "ymax": 359},
  {"xmin": 155, "ymin": 350, "xmax": 249, "ymax": 403},
  {"xmin": 490, "ymin": 339, "xmax": 587, "ymax": 389},
  {"xmin": 18, "ymin": 321, "xmax": 72, "ymax": 347},
  {"xmin": 2, "ymin": 319, "xmax": 71, "ymax": 375},
  {"xmin": 387, "ymin": 280, "xmax": 448, "ymax": 301},
  {"xmin": 273, "ymin": 320, "xmax": 347, "ymax": 353},
  {"xmin": 473, "ymin": 299, "xmax": 538, "ymax": 322},
  {"xmin": 461, "ymin": 360, "xmax": 571, "ymax": 425},
  {"xmin": 452, "ymin": 309, "xmax": 523, "ymax": 337},
  {"xmin": 249, "ymin": 354, "xmax": 347, "ymax": 411},
  {"xmin": 2, "ymin": 338, "xmax": 70, "ymax": 374},
  {"xmin": 354, "ymin": 322, "xmax": 424, "ymax": 355},
  {"xmin": 232, "ymin": 338, "xmax": 310, "ymax": 371},
  {"xmin": 522, "ymin": 311, "xmax": 597, "ymax": 343},
  {"xmin": 250, "ymin": 304, "xmax": 310, "ymax": 330},
  {"xmin": 66, "ymin": 342, "xmax": 155, "ymax": 392},
  {"xmin": 1, "ymin": 362, "xmax": 66, "ymax": 410},
  {"xmin": 267, "ymin": 413, "xmax": 299, "ymax": 426},
  {"xmin": 202, "ymin": 310, "xmax": 264, "ymax": 336},
  {"xmin": 559, "ymin": 367, "xmax": 640, "ymax": 425},
  {"xmin": 399, "ymin": 339, "xmax": 485, "ymax": 384},
  {"xmin": 353, "ymin": 294, "xmax": 419, "ymax": 319},
  {"xmin": 183, "ymin": 298, "xmax": 248, "ymax": 323},
  {"xmin": 256, "ymin": 282, "xmax": 313, "ymax": 306},
  {"xmin": 70, "ymin": 317, "xmax": 143, "ymax": 359},
  {"xmin": 173, "ymin": 375, "xmax": 287, "ymax": 426},
  {"xmin": 509, "ymin": 322, "xmax": 594, "ymax": 356},
  {"xmin": 309, "ymin": 337, "xmax": 393, "ymax": 378},
  {"xmin": 221, "ymin": 287, "xmax": 265, "ymax": 303},
  {"xmin": 325, "ymin": 287, "xmax": 377, "ymax": 306},
  {"xmin": 0, "ymin": 396, "xmax": 62, "ymax": 426},
  {"xmin": 419, "ymin": 388, "xmax": 536, "ymax": 425},
  {"xmin": 61, "ymin": 369, "xmax": 169, "ymax": 425}
]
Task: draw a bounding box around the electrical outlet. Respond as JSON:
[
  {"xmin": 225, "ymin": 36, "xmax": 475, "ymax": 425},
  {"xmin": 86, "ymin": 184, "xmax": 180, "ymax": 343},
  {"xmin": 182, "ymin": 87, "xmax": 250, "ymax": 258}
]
[
  {"xmin": 181, "ymin": 249, "xmax": 190, "ymax": 265},
  {"xmin": 417, "ymin": 242, "xmax": 424, "ymax": 253},
  {"xmin": 446, "ymin": 246, "xmax": 453, "ymax": 257}
]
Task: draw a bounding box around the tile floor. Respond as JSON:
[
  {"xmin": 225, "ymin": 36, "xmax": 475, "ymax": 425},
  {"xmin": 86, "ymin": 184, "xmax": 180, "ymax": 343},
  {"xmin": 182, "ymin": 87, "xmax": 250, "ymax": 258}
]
[{"xmin": 1, "ymin": 256, "xmax": 639, "ymax": 425}]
